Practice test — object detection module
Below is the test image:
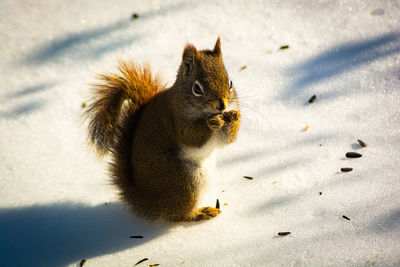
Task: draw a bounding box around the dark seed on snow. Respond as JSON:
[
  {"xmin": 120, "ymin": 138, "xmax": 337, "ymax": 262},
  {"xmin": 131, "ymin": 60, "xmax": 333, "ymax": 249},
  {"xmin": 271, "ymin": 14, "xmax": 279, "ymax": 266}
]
[
  {"xmin": 319, "ymin": 192, "xmax": 322, "ymax": 195},
  {"xmin": 80, "ymin": 259, "xmax": 87, "ymax": 267},
  {"xmin": 357, "ymin": 139, "xmax": 367, "ymax": 147},
  {"xmin": 341, "ymin": 167, "xmax": 353, "ymax": 172},
  {"xmin": 216, "ymin": 199, "xmax": 220, "ymax": 209},
  {"xmin": 243, "ymin": 176, "xmax": 253, "ymax": 180},
  {"xmin": 135, "ymin": 258, "xmax": 149, "ymax": 265},
  {"xmin": 130, "ymin": 235, "xmax": 144, "ymax": 238},
  {"xmin": 131, "ymin": 13, "xmax": 139, "ymax": 19},
  {"xmin": 279, "ymin": 45, "xmax": 290, "ymax": 50},
  {"xmin": 308, "ymin": 95, "xmax": 317, "ymax": 103},
  {"xmin": 346, "ymin": 152, "xmax": 362, "ymax": 158},
  {"xmin": 278, "ymin": 232, "xmax": 291, "ymax": 236},
  {"xmin": 342, "ymin": 215, "xmax": 351, "ymax": 221}
]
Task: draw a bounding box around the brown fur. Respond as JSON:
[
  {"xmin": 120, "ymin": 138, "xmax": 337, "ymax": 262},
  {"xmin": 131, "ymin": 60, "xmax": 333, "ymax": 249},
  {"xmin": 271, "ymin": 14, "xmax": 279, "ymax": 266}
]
[
  {"xmin": 84, "ymin": 61, "xmax": 164, "ymax": 156},
  {"xmin": 85, "ymin": 38, "xmax": 241, "ymax": 221}
]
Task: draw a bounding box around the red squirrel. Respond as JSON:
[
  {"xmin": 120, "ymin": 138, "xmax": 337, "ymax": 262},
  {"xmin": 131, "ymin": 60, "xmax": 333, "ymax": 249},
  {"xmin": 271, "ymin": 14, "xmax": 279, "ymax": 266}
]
[{"xmin": 84, "ymin": 38, "xmax": 241, "ymax": 221}]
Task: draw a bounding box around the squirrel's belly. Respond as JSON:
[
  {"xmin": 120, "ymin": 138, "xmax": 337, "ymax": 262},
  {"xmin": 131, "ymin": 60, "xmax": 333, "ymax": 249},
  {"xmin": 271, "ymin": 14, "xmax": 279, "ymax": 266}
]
[
  {"xmin": 179, "ymin": 134, "xmax": 224, "ymax": 189},
  {"xmin": 180, "ymin": 134, "xmax": 225, "ymax": 164},
  {"xmin": 180, "ymin": 141, "xmax": 219, "ymax": 203}
]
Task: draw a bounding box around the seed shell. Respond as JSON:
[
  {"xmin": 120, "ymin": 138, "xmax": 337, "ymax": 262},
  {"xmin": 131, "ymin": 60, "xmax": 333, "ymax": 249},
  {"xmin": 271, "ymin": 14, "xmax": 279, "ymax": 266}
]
[
  {"xmin": 346, "ymin": 152, "xmax": 362, "ymax": 158},
  {"xmin": 80, "ymin": 259, "xmax": 87, "ymax": 267},
  {"xmin": 357, "ymin": 139, "xmax": 367, "ymax": 147},
  {"xmin": 243, "ymin": 176, "xmax": 253, "ymax": 180},
  {"xmin": 280, "ymin": 45, "xmax": 290, "ymax": 50},
  {"xmin": 341, "ymin": 167, "xmax": 353, "ymax": 172},
  {"xmin": 278, "ymin": 232, "xmax": 291, "ymax": 236},
  {"xmin": 129, "ymin": 235, "xmax": 144, "ymax": 238},
  {"xmin": 342, "ymin": 215, "xmax": 351, "ymax": 221},
  {"xmin": 135, "ymin": 258, "xmax": 149, "ymax": 265},
  {"xmin": 216, "ymin": 199, "xmax": 220, "ymax": 209},
  {"xmin": 308, "ymin": 95, "xmax": 317, "ymax": 103}
]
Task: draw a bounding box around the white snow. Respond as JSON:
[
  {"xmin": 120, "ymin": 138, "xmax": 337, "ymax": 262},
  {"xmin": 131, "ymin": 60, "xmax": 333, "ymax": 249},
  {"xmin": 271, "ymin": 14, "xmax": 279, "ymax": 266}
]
[{"xmin": 1, "ymin": 0, "xmax": 400, "ymax": 266}]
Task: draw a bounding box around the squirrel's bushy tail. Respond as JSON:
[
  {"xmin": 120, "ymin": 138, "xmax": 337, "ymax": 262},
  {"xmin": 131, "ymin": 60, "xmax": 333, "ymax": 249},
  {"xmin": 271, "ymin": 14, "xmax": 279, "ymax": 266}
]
[{"xmin": 84, "ymin": 60, "xmax": 164, "ymax": 156}]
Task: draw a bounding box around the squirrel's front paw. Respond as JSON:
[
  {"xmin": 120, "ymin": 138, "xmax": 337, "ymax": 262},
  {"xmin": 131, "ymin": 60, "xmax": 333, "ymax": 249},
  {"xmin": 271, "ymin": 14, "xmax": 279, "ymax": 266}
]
[
  {"xmin": 207, "ymin": 114, "xmax": 224, "ymax": 130},
  {"xmin": 194, "ymin": 207, "xmax": 221, "ymax": 220},
  {"xmin": 222, "ymin": 110, "xmax": 240, "ymax": 123}
]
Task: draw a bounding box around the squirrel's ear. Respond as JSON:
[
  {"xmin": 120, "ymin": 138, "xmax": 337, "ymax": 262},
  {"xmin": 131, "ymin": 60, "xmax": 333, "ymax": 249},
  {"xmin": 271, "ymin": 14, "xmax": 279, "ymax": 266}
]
[
  {"xmin": 213, "ymin": 36, "xmax": 222, "ymax": 57},
  {"xmin": 182, "ymin": 43, "xmax": 200, "ymax": 76}
]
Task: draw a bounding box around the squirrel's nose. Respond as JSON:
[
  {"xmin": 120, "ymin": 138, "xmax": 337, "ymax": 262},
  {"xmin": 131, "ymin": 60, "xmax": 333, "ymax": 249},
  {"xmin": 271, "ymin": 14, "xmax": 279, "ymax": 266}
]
[{"xmin": 215, "ymin": 99, "xmax": 226, "ymax": 112}]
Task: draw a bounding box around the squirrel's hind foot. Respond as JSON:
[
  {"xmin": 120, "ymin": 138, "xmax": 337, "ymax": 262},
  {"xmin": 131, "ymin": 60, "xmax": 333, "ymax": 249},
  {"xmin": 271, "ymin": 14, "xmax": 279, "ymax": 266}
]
[{"xmin": 193, "ymin": 206, "xmax": 221, "ymax": 221}]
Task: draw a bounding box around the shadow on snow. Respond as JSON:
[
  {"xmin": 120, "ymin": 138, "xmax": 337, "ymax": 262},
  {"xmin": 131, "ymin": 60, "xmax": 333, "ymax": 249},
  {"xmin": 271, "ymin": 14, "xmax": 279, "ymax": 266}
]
[
  {"xmin": 25, "ymin": 18, "xmax": 137, "ymax": 64},
  {"xmin": 0, "ymin": 82, "xmax": 59, "ymax": 118},
  {"xmin": 281, "ymin": 32, "xmax": 400, "ymax": 102},
  {"xmin": 0, "ymin": 202, "xmax": 168, "ymax": 267},
  {"xmin": 25, "ymin": 2, "xmax": 190, "ymax": 65}
]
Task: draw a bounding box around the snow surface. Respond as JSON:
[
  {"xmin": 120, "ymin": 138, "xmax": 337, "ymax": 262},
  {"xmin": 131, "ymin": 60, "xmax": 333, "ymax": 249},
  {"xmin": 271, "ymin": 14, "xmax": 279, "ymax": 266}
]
[{"xmin": 1, "ymin": 0, "xmax": 400, "ymax": 266}]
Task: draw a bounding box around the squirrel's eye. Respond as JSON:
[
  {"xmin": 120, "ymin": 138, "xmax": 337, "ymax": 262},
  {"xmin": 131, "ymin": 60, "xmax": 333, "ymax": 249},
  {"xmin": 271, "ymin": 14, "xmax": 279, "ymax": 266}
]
[
  {"xmin": 229, "ymin": 80, "xmax": 233, "ymax": 91},
  {"xmin": 192, "ymin": 81, "xmax": 204, "ymax": 97}
]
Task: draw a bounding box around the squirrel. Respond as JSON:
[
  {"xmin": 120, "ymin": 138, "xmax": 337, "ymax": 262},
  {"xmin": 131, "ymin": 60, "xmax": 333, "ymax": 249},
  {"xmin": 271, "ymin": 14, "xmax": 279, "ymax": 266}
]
[{"xmin": 84, "ymin": 37, "xmax": 241, "ymax": 221}]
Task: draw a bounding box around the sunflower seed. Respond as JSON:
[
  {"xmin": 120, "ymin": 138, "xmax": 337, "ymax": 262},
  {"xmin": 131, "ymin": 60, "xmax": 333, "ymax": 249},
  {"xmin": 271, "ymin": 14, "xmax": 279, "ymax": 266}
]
[
  {"xmin": 345, "ymin": 152, "xmax": 362, "ymax": 158},
  {"xmin": 341, "ymin": 167, "xmax": 353, "ymax": 172},
  {"xmin": 216, "ymin": 199, "xmax": 220, "ymax": 209},
  {"xmin": 80, "ymin": 259, "xmax": 86, "ymax": 267},
  {"xmin": 243, "ymin": 176, "xmax": 253, "ymax": 180},
  {"xmin": 278, "ymin": 232, "xmax": 291, "ymax": 236},
  {"xmin": 280, "ymin": 45, "xmax": 290, "ymax": 50},
  {"xmin": 308, "ymin": 95, "xmax": 317, "ymax": 103}
]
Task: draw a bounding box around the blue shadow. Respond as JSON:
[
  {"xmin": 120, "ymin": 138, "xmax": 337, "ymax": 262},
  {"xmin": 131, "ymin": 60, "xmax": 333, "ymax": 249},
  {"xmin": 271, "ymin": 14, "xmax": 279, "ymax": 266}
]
[
  {"xmin": 0, "ymin": 100, "xmax": 46, "ymax": 118},
  {"xmin": 26, "ymin": 19, "xmax": 136, "ymax": 64},
  {"xmin": 281, "ymin": 32, "xmax": 400, "ymax": 102},
  {"xmin": 6, "ymin": 83, "xmax": 55, "ymax": 98},
  {"xmin": 25, "ymin": 2, "xmax": 191, "ymax": 65},
  {"xmin": 0, "ymin": 203, "xmax": 167, "ymax": 267}
]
